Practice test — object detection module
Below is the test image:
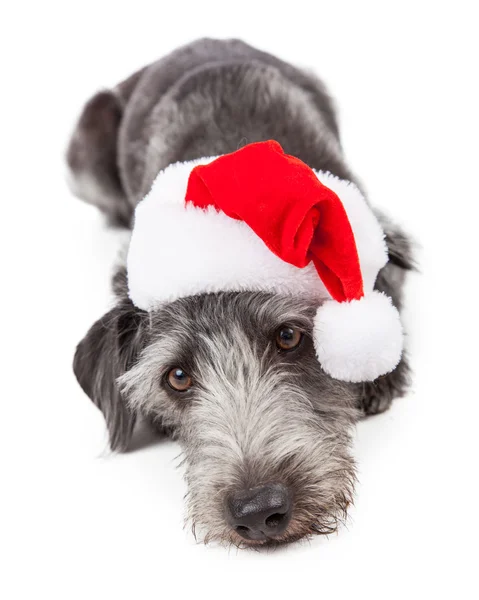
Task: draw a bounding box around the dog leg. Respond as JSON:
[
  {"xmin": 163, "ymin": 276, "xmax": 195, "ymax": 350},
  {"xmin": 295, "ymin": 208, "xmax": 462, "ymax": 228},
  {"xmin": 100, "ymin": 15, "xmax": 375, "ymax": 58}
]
[{"xmin": 358, "ymin": 214, "xmax": 415, "ymax": 416}]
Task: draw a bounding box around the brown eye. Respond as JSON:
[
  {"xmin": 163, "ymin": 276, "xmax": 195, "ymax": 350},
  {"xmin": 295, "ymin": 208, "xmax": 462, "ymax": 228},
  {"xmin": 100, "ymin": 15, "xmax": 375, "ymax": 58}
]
[
  {"xmin": 167, "ymin": 368, "xmax": 192, "ymax": 392},
  {"xmin": 275, "ymin": 326, "xmax": 302, "ymax": 351}
]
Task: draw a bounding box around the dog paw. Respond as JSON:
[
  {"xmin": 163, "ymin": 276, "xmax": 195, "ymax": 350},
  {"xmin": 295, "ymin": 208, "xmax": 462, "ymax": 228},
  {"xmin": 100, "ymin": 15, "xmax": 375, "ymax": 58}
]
[
  {"xmin": 359, "ymin": 382, "xmax": 394, "ymax": 416},
  {"xmin": 358, "ymin": 357, "xmax": 410, "ymax": 416}
]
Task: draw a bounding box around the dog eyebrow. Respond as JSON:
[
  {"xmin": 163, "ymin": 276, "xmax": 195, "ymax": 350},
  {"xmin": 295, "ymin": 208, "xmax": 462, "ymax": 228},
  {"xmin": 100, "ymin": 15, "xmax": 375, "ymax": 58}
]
[{"xmin": 266, "ymin": 312, "xmax": 313, "ymax": 333}]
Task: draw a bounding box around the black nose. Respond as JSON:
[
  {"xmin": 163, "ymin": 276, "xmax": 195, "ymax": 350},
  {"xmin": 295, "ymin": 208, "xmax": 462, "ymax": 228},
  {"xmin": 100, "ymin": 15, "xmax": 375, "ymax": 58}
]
[{"xmin": 226, "ymin": 483, "xmax": 292, "ymax": 541}]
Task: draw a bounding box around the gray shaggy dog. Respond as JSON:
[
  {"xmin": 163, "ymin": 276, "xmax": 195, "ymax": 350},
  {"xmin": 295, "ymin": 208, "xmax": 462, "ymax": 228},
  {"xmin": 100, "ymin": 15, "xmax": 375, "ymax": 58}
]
[{"xmin": 68, "ymin": 38, "xmax": 413, "ymax": 547}]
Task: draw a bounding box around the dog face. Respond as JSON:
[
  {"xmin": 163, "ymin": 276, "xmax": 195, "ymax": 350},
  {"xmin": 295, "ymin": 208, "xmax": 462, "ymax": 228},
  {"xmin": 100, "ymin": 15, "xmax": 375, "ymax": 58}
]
[{"xmin": 75, "ymin": 287, "xmax": 358, "ymax": 546}]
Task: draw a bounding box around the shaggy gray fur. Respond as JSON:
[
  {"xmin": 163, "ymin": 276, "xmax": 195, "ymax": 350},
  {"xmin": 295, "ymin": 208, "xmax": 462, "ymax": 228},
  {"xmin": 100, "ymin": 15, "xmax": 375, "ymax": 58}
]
[
  {"xmin": 69, "ymin": 38, "xmax": 413, "ymax": 547},
  {"xmin": 67, "ymin": 38, "xmax": 353, "ymax": 225}
]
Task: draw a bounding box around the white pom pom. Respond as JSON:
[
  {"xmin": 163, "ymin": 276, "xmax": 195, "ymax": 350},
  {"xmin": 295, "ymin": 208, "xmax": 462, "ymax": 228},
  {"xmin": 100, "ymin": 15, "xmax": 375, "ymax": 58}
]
[{"xmin": 313, "ymin": 291, "xmax": 403, "ymax": 383}]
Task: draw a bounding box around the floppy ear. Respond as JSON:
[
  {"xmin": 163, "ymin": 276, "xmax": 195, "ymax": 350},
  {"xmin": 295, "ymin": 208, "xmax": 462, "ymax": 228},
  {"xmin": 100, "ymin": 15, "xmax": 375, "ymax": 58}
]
[
  {"xmin": 374, "ymin": 209, "xmax": 416, "ymax": 271},
  {"xmin": 73, "ymin": 299, "xmax": 147, "ymax": 451},
  {"xmin": 372, "ymin": 210, "xmax": 416, "ymax": 310}
]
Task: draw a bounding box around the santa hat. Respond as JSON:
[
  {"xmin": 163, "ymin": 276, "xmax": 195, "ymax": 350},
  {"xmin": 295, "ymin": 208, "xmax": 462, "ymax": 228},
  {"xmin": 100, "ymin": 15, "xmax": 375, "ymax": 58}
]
[{"xmin": 127, "ymin": 140, "xmax": 403, "ymax": 383}]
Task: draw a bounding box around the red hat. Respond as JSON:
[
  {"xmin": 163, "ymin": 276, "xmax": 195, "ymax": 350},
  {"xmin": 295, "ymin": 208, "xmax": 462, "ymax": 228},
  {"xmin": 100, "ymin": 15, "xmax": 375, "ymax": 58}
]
[{"xmin": 127, "ymin": 141, "xmax": 403, "ymax": 382}]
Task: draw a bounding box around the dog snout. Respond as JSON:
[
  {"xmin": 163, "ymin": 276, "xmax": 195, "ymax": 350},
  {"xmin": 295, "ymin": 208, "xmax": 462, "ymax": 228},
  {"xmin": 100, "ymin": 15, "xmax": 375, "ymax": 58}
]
[{"xmin": 225, "ymin": 483, "xmax": 292, "ymax": 541}]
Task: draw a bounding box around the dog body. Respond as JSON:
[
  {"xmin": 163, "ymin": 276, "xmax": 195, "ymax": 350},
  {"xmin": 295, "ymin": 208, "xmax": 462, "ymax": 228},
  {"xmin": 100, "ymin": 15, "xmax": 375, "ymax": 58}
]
[{"xmin": 68, "ymin": 39, "xmax": 413, "ymax": 546}]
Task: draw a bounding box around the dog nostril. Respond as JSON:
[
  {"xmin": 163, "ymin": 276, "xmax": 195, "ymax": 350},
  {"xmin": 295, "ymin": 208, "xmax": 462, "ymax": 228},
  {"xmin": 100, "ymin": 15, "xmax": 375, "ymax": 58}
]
[
  {"xmin": 265, "ymin": 512, "xmax": 286, "ymax": 529},
  {"xmin": 235, "ymin": 526, "xmax": 250, "ymax": 534}
]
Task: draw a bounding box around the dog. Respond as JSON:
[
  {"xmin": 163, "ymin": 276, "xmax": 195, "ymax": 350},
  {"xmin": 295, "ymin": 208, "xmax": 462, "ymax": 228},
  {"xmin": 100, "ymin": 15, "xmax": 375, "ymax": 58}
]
[{"xmin": 67, "ymin": 38, "xmax": 413, "ymax": 547}]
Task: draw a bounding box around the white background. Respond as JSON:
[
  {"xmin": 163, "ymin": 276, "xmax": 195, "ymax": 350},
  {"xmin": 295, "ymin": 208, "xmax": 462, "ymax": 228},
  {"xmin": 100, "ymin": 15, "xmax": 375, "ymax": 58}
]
[{"xmin": 1, "ymin": 1, "xmax": 478, "ymax": 598}]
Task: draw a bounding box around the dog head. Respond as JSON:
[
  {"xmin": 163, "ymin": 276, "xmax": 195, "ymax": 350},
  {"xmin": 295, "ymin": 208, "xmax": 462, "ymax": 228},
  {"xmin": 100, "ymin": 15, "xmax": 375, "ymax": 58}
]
[
  {"xmin": 74, "ymin": 278, "xmax": 358, "ymax": 546},
  {"xmin": 73, "ymin": 143, "xmax": 411, "ymax": 546}
]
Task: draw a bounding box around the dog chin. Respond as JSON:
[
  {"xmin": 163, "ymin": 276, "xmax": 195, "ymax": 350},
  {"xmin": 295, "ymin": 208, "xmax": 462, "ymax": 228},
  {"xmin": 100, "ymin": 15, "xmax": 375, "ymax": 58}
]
[
  {"xmin": 194, "ymin": 507, "xmax": 350, "ymax": 549},
  {"xmin": 225, "ymin": 524, "xmax": 339, "ymax": 548}
]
